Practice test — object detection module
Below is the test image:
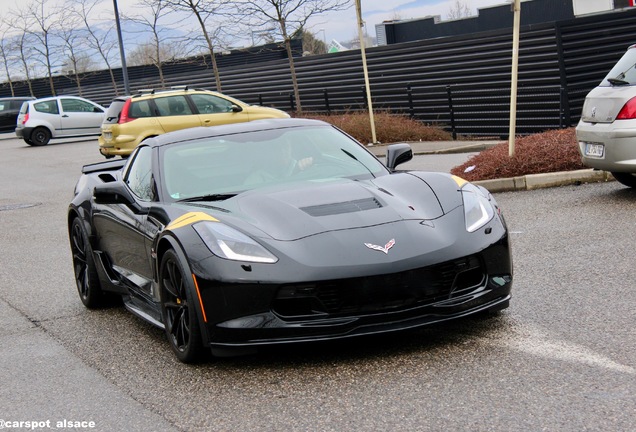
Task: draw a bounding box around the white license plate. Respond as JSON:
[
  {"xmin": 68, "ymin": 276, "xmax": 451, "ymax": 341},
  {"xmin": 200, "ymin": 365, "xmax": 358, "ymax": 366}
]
[
  {"xmin": 583, "ymin": 142, "xmax": 604, "ymax": 158},
  {"xmin": 103, "ymin": 131, "xmax": 112, "ymax": 141}
]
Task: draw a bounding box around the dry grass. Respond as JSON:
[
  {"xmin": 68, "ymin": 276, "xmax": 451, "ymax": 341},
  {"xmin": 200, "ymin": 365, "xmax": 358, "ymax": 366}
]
[
  {"xmin": 301, "ymin": 111, "xmax": 452, "ymax": 144},
  {"xmin": 450, "ymin": 128, "xmax": 585, "ymax": 181}
]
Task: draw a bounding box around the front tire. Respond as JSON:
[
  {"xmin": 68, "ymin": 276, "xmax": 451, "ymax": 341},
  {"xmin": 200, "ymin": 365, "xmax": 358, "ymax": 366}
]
[
  {"xmin": 159, "ymin": 249, "xmax": 206, "ymax": 363},
  {"xmin": 70, "ymin": 218, "xmax": 108, "ymax": 308},
  {"xmin": 611, "ymin": 172, "xmax": 636, "ymax": 188},
  {"xmin": 29, "ymin": 127, "xmax": 52, "ymax": 146}
]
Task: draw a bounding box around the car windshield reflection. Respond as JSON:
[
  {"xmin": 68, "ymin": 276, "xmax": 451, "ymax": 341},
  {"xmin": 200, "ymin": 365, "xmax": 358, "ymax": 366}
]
[{"xmin": 161, "ymin": 125, "xmax": 387, "ymax": 201}]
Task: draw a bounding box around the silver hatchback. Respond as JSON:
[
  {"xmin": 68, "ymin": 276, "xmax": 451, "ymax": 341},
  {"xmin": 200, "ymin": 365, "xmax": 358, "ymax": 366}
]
[
  {"xmin": 576, "ymin": 44, "xmax": 636, "ymax": 188},
  {"xmin": 15, "ymin": 96, "xmax": 105, "ymax": 146}
]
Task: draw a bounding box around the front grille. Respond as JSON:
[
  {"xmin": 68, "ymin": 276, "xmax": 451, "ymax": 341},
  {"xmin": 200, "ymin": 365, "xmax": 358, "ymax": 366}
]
[{"xmin": 273, "ymin": 255, "xmax": 485, "ymax": 319}]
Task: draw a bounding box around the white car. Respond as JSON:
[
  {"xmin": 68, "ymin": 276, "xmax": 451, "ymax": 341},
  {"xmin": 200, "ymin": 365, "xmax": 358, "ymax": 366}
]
[
  {"xmin": 15, "ymin": 96, "xmax": 105, "ymax": 146},
  {"xmin": 576, "ymin": 44, "xmax": 636, "ymax": 188}
]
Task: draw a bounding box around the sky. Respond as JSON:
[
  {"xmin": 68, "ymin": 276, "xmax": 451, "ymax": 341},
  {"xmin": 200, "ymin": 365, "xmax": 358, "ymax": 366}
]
[
  {"xmin": 305, "ymin": 0, "xmax": 511, "ymax": 44},
  {"xmin": 0, "ymin": 0, "xmax": 510, "ymax": 57},
  {"xmin": 103, "ymin": 0, "xmax": 509, "ymax": 46}
]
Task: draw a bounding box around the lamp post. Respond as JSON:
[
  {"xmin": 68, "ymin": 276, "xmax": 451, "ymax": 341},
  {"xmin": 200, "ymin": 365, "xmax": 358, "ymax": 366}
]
[
  {"xmin": 318, "ymin": 28, "xmax": 326, "ymax": 44},
  {"xmin": 113, "ymin": 0, "xmax": 130, "ymax": 95}
]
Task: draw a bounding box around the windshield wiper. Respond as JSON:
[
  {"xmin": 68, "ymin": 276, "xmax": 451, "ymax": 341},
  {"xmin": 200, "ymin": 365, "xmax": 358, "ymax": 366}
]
[
  {"xmin": 178, "ymin": 193, "xmax": 237, "ymax": 203},
  {"xmin": 607, "ymin": 77, "xmax": 630, "ymax": 86},
  {"xmin": 341, "ymin": 148, "xmax": 376, "ymax": 178}
]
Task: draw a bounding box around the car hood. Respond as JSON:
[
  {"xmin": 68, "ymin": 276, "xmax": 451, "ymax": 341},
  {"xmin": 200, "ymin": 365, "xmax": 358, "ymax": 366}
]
[
  {"xmin": 244, "ymin": 105, "xmax": 290, "ymax": 119},
  {"xmin": 581, "ymin": 85, "xmax": 636, "ymax": 123},
  {"xmin": 205, "ymin": 174, "xmax": 448, "ymax": 241}
]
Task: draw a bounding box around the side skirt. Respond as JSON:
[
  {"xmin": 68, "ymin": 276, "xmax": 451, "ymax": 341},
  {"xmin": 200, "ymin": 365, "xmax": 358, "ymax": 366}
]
[{"xmin": 122, "ymin": 294, "xmax": 164, "ymax": 329}]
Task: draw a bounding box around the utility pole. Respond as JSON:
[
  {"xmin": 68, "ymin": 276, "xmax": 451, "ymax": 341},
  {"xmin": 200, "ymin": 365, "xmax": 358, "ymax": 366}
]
[
  {"xmin": 508, "ymin": 0, "xmax": 521, "ymax": 157},
  {"xmin": 355, "ymin": 0, "xmax": 377, "ymax": 145}
]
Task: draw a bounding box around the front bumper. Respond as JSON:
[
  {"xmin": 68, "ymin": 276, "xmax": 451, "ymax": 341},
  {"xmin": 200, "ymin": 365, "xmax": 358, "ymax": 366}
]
[{"xmin": 195, "ymin": 234, "xmax": 513, "ymax": 348}]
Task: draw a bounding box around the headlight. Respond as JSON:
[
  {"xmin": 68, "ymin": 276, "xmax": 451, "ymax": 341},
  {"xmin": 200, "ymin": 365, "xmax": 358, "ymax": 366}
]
[
  {"xmin": 193, "ymin": 222, "xmax": 278, "ymax": 263},
  {"xmin": 460, "ymin": 183, "xmax": 495, "ymax": 232}
]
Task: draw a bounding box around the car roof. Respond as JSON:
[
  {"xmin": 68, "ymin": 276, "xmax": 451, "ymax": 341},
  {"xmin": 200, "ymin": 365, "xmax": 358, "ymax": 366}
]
[
  {"xmin": 127, "ymin": 87, "xmax": 224, "ymax": 101},
  {"xmin": 146, "ymin": 118, "xmax": 332, "ymax": 148},
  {"xmin": 29, "ymin": 95, "xmax": 92, "ymax": 102},
  {"xmin": 0, "ymin": 96, "xmax": 35, "ymax": 101}
]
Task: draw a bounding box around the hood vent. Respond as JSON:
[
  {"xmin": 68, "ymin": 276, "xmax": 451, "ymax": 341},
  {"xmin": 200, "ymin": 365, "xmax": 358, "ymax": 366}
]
[{"xmin": 301, "ymin": 197, "xmax": 382, "ymax": 217}]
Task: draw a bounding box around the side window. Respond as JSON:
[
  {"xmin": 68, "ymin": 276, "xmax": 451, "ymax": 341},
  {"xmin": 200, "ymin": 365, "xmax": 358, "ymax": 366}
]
[
  {"xmin": 125, "ymin": 146, "xmax": 154, "ymax": 201},
  {"xmin": 129, "ymin": 100, "xmax": 153, "ymax": 118},
  {"xmin": 190, "ymin": 94, "xmax": 234, "ymax": 114},
  {"xmin": 34, "ymin": 100, "xmax": 59, "ymax": 114},
  {"xmin": 61, "ymin": 98, "xmax": 98, "ymax": 113},
  {"xmin": 155, "ymin": 95, "xmax": 193, "ymax": 116}
]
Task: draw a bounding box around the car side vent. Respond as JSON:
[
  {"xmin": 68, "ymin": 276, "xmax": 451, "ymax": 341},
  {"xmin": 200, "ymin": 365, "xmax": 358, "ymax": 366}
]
[
  {"xmin": 301, "ymin": 198, "xmax": 382, "ymax": 217},
  {"xmin": 98, "ymin": 173, "xmax": 117, "ymax": 183}
]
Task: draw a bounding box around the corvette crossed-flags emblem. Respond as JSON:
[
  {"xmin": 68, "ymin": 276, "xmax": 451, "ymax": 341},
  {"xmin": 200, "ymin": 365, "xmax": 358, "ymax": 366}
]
[{"xmin": 364, "ymin": 239, "xmax": 396, "ymax": 254}]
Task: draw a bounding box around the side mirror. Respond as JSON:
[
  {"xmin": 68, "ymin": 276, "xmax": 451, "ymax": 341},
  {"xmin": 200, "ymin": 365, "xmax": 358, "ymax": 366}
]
[
  {"xmin": 385, "ymin": 143, "xmax": 413, "ymax": 170},
  {"xmin": 231, "ymin": 104, "xmax": 243, "ymax": 113},
  {"xmin": 93, "ymin": 182, "xmax": 148, "ymax": 214}
]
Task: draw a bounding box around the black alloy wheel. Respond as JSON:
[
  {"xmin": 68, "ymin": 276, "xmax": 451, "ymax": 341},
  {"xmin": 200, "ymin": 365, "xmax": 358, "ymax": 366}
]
[
  {"xmin": 611, "ymin": 172, "xmax": 636, "ymax": 188},
  {"xmin": 29, "ymin": 127, "xmax": 52, "ymax": 146},
  {"xmin": 70, "ymin": 218, "xmax": 107, "ymax": 308},
  {"xmin": 160, "ymin": 249, "xmax": 205, "ymax": 363}
]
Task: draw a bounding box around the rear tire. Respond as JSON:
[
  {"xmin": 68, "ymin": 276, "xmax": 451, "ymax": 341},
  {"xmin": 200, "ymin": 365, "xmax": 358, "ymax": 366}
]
[
  {"xmin": 70, "ymin": 218, "xmax": 108, "ymax": 308},
  {"xmin": 611, "ymin": 172, "xmax": 636, "ymax": 188},
  {"xmin": 29, "ymin": 127, "xmax": 51, "ymax": 146},
  {"xmin": 159, "ymin": 249, "xmax": 206, "ymax": 363}
]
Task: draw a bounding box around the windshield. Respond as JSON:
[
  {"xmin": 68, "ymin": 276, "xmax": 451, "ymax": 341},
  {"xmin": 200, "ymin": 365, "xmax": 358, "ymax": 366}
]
[
  {"xmin": 601, "ymin": 47, "xmax": 636, "ymax": 86},
  {"xmin": 161, "ymin": 125, "xmax": 388, "ymax": 201}
]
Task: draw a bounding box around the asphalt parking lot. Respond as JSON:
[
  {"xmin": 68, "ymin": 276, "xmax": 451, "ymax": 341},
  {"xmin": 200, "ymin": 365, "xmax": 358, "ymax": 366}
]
[{"xmin": 1, "ymin": 134, "xmax": 635, "ymax": 432}]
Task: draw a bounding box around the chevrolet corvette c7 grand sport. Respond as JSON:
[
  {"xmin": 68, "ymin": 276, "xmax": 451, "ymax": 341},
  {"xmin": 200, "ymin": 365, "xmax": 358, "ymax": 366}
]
[{"xmin": 68, "ymin": 118, "xmax": 513, "ymax": 363}]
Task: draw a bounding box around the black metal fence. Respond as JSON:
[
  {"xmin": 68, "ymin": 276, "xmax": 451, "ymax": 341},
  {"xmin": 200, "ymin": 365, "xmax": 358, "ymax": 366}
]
[{"xmin": 2, "ymin": 8, "xmax": 635, "ymax": 138}]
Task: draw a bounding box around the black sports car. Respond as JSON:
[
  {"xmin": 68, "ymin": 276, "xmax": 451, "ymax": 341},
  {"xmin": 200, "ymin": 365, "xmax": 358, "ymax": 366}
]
[{"xmin": 68, "ymin": 118, "xmax": 512, "ymax": 362}]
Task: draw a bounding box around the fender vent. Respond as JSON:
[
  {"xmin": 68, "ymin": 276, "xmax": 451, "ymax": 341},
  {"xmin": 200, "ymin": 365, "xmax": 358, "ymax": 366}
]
[{"xmin": 301, "ymin": 197, "xmax": 382, "ymax": 217}]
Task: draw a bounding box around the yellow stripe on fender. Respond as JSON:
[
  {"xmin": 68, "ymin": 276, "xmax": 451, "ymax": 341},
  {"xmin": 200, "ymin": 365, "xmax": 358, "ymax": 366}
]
[
  {"xmin": 166, "ymin": 212, "xmax": 218, "ymax": 231},
  {"xmin": 451, "ymin": 175, "xmax": 468, "ymax": 188}
]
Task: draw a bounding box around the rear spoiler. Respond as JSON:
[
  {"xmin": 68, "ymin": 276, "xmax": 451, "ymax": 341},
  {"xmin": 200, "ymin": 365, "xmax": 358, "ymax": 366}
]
[{"xmin": 81, "ymin": 158, "xmax": 126, "ymax": 174}]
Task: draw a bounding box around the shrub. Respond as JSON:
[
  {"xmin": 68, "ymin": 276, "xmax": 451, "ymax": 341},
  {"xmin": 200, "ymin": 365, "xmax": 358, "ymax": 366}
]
[
  {"xmin": 450, "ymin": 127, "xmax": 585, "ymax": 181},
  {"xmin": 301, "ymin": 111, "xmax": 452, "ymax": 144}
]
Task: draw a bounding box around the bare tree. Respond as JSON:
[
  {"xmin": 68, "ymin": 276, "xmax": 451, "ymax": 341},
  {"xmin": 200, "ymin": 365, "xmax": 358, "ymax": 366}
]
[
  {"xmin": 0, "ymin": 19, "xmax": 17, "ymax": 96},
  {"xmin": 25, "ymin": 0, "xmax": 62, "ymax": 95},
  {"xmin": 57, "ymin": 13, "xmax": 94, "ymax": 95},
  {"xmin": 236, "ymin": 0, "xmax": 352, "ymax": 114},
  {"xmin": 127, "ymin": 40, "xmax": 184, "ymax": 66},
  {"xmin": 163, "ymin": 0, "xmax": 232, "ymax": 92},
  {"xmin": 447, "ymin": 0, "xmax": 473, "ymax": 20},
  {"xmin": 71, "ymin": 0, "xmax": 121, "ymax": 95},
  {"xmin": 301, "ymin": 29, "xmax": 327, "ymax": 56},
  {"xmin": 10, "ymin": 12, "xmax": 37, "ymax": 96},
  {"xmin": 124, "ymin": 0, "xmax": 180, "ymax": 89}
]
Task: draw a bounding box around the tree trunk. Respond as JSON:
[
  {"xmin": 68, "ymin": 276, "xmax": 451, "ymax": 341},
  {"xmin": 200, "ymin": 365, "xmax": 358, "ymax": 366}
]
[{"xmin": 285, "ymin": 37, "xmax": 302, "ymax": 114}]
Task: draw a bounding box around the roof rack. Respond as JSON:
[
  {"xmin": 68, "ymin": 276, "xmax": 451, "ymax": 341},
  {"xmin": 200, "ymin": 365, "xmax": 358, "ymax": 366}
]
[{"xmin": 131, "ymin": 86, "xmax": 210, "ymax": 98}]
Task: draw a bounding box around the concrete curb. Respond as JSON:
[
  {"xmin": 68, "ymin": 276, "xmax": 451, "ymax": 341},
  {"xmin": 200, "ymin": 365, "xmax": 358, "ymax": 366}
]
[
  {"xmin": 473, "ymin": 169, "xmax": 614, "ymax": 193},
  {"xmin": 413, "ymin": 142, "xmax": 499, "ymax": 155}
]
